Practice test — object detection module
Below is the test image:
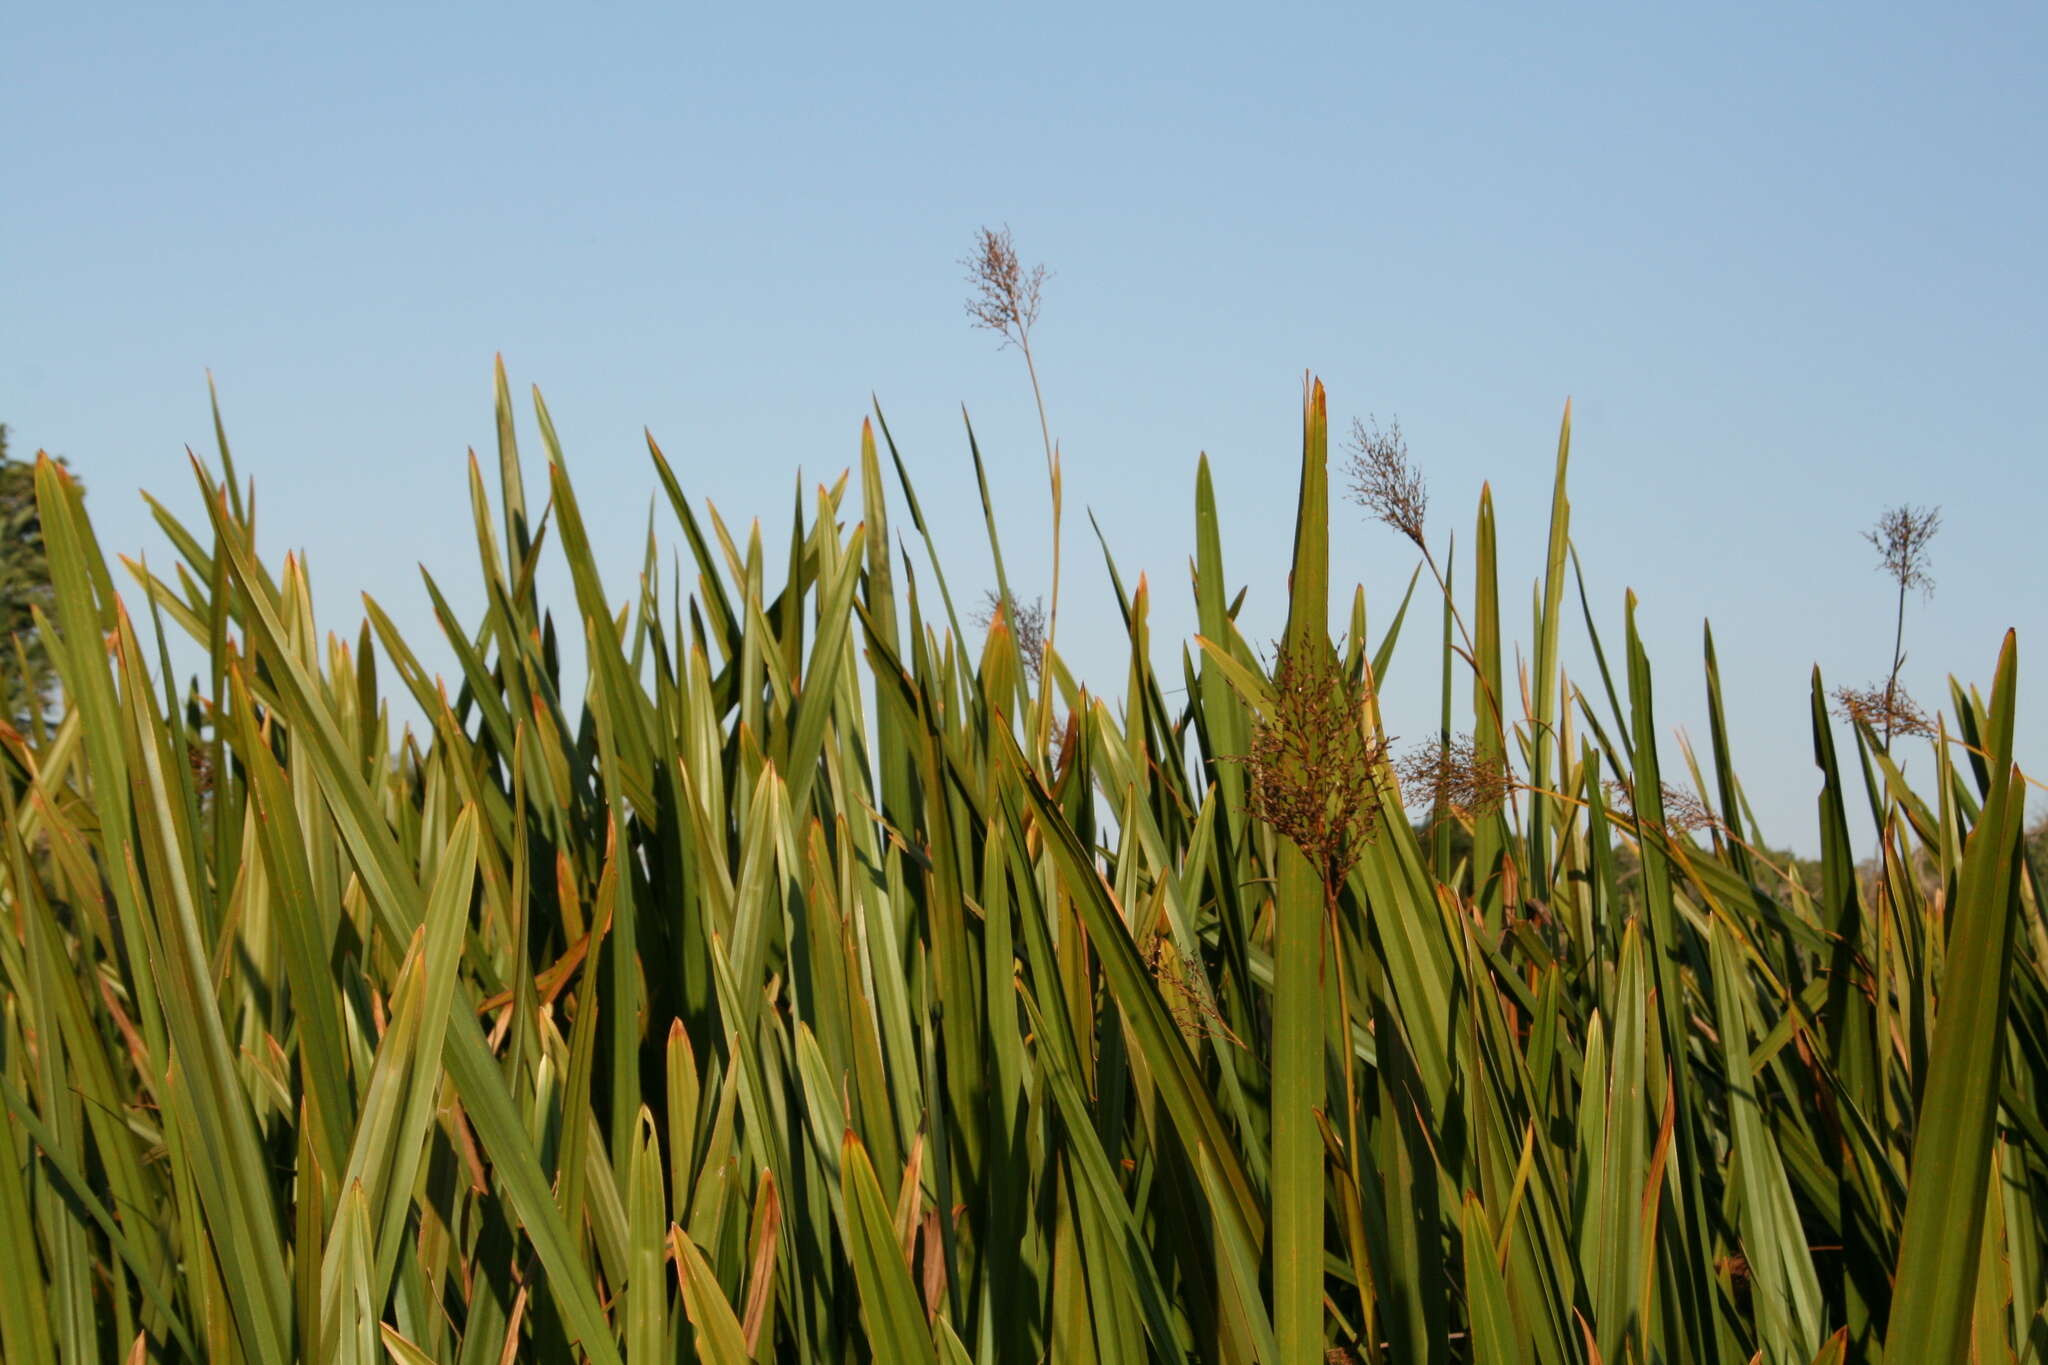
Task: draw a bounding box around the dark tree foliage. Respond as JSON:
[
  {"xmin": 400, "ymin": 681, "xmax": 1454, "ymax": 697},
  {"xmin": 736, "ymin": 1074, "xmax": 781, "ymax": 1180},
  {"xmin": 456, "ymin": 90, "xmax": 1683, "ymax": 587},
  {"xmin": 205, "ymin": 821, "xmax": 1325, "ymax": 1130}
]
[
  {"xmin": 2030, "ymin": 811, "xmax": 2048, "ymax": 898},
  {"xmin": 0, "ymin": 424, "xmax": 71, "ymax": 727}
]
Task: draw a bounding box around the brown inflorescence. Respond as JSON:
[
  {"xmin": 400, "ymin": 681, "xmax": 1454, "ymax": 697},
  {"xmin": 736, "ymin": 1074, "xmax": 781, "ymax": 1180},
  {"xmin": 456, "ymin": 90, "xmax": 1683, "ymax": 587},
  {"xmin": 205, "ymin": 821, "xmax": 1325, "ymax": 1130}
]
[
  {"xmin": 1603, "ymin": 778, "xmax": 1724, "ymax": 836},
  {"xmin": 1865, "ymin": 503, "xmax": 1941, "ymax": 599},
  {"xmin": 973, "ymin": 589, "xmax": 1047, "ymax": 680},
  {"xmin": 1144, "ymin": 936, "xmax": 1243, "ymax": 1047},
  {"xmin": 962, "ymin": 225, "xmax": 1046, "ymax": 351},
  {"xmin": 1228, "ymin": 644, "xmax": 1389, "ymax": 889},
  {"xmin": 1344, "ymin": 415, "xmax": 1427, "ymax": 549},
  {"xmin": 1832, "ymin": 682, "xmax": 1935, "ymax": 740},
  {"xmin": 1395, "ymin": 733, "xmax": 1512, "ymax": 819}
]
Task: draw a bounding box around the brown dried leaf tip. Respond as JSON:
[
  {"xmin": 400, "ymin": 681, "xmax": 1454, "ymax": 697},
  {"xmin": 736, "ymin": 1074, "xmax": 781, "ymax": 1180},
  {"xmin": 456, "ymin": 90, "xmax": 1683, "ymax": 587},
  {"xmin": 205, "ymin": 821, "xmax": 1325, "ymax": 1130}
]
[
  {"xmin": 1345, "ymin": 415, "xmax": 1427, "ymax": 549},
  {"xmin": 963, "ymin": 225, "xmax": 1046, "ymax": 350},
  {"xmin": 974, "ymin": 590, "xmax": 1046, "ymax": 680},
  {"xmin": 1395, "ymin": 733, "xmax": 1511, "ymax": 819},
  {"xmin": 1603, "ymin": 778, "xmax": 1723, "ymax": 835},
  {"xmin": 1864, "ymin": 503, "xmax": 1941, "ymax": 598},
  {"xmin": 1832, "ymin": 683, "xmax": 1935, "ymax": 739},
  {"xmin": 1228, "ymin": 645, "xmax": 1389, "ymax": 887}
]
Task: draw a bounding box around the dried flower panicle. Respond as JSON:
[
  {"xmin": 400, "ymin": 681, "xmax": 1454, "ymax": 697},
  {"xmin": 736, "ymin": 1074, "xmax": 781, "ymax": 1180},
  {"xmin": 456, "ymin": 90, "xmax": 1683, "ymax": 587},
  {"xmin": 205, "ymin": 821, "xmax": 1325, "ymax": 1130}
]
[
  {"xmin": 1229, "ymin": 645, "xmax": 1389, "ymax": 886},
  {"xmin": 1865, "ymin": 504, "xmax": 1941, "ymax": 599},
  {"xmin": 974, "ymin": 590, "xmax": 1046, "ymax": 680},
  {"xmin": 1853, "ymin": 503, "xmax": 1941, "ymax": 748},
  {"xmin": 962, "ymin": 225, "xmax": 1046, "ymax": 350},
  {"xmin": 1832, "ymin": 683, "xmax": 1935, "ymax": 739},
  {"xmin": 1144, "ymin": 937, "xmax": 1242, "ymax": 1047},
  {"xmin": 186, "ymin": 739, "xmax": 215, "ymax": 797},
  {"xmin": 1345, "ymin": 415, "xmax": 1427, "ymax": 549},
  {"xmin": 1656, "ymin": 786, "xmax": 1721, "ymax": 835},
  {"xmin": 1395, "ymin": 733, "xmax": 1512, "ymax": 818},
  {"xmin": 1603, "ymin": 778, "xmax": 1724, "ymax": 836}
]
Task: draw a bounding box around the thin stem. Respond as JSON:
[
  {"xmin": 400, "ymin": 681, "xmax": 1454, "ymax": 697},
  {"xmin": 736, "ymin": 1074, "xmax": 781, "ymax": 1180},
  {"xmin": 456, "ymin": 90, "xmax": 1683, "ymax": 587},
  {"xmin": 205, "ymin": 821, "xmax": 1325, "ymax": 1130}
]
[
  {"xmin": 1419, "ymin": 545, "xmax": 1473, "ymax": 668},
  {"xmin": 1020, "ymin": 339, "xmax": 1060, "ymax": 656},
  {"xmin": 1020, "ymin": 337, "xmax": 1062, "ymax": 764},
  {"xmin": 1416, "ymin": 542, "xmax": 1511, "ymax": 758},
  {"xmin": 1884, "ymin": 578, "xmax": 1907, "ymax": 751}
]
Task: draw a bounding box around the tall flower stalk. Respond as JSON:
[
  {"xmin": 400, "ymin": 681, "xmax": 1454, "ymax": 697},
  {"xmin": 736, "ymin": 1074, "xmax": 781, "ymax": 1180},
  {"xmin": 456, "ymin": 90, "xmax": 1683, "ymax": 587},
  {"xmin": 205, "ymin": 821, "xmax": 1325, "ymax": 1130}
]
[
  {"xmin": 1833, "ymin": 503, "xmax": 1941, "ymax": 751},
  {"xmin": 1345, "ymin": 414, "xmax": 1515, "ymax": 789},
  {"xmin": 965, "ymin": 226, "xmax": 1061, "ymax": 750},
  {"xmin": 1867, "ymin": 503, "xmax": 1940, "ymax": 750}
]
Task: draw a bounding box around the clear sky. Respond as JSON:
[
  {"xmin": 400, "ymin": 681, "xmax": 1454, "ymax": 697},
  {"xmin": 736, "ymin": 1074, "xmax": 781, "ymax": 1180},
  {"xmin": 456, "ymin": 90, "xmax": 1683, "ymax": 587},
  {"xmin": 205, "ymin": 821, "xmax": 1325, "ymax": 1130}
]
[{"xmin": 7, "ymin": 1, "xmax": 2043, "ymax": 855}]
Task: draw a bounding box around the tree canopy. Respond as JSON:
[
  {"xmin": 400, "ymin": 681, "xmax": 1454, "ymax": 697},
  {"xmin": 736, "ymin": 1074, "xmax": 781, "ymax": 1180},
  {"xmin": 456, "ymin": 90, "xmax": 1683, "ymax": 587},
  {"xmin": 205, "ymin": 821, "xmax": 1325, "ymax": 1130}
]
[{"xmin": 0, "ymin": 425, "xmax": 69, "ymax": 726}]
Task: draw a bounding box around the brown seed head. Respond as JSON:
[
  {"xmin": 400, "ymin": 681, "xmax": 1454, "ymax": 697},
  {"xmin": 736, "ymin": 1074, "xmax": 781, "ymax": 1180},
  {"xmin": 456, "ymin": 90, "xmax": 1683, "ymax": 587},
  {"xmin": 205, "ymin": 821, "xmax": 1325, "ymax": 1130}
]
[
  {"xmin": 1864, "ymin": 503, "xmax": 1941, "ymax": 598},
  {"xmin": 1227, "ymin": 644, "xmax": 1389, "ymax": 888},
  {"xmin": 186, "ymin": 740, "xmax": 215, "ymax": 797},
  {"xmin": 1395, "ymin": 733, "xmax": 1512, "ymax": 819},
  {"xmin": 1603, "ymin": 778, "xmax": 1724, "ymax": 836},
  {"xmin": 974, "ymin": 590, "xmax": 1046, "ymax": 680},
  {"xmin": 1344, "ymin": 415, "xmax": 1427, "ymax": 548},
  {"xmin": 962, "ymin": 225, "xmax": 1046, "ymax": 350},
  {"xmin": 1144, "ymin": 937, "xmax": 1243, "ymax": 1048},
  {"xmin": 1832, "ymin": 682, "xmax": 1935, "ymax": 739}
]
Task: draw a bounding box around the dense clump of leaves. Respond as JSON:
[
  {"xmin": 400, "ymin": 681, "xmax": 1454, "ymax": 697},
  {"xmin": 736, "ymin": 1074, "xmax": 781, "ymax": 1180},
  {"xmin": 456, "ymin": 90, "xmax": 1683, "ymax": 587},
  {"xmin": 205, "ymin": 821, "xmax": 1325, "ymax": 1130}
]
[{"xmin": 0, "ymin": 372, "xmax": 2034, "ymax": 1365}]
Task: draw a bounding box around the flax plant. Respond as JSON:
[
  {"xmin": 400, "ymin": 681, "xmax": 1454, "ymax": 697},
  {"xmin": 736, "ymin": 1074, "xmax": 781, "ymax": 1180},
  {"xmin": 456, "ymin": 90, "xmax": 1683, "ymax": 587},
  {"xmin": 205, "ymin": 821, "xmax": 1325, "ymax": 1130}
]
[{"xmin": 0, "ymin": 361, "xmax": 2036, "ymax": 1365}]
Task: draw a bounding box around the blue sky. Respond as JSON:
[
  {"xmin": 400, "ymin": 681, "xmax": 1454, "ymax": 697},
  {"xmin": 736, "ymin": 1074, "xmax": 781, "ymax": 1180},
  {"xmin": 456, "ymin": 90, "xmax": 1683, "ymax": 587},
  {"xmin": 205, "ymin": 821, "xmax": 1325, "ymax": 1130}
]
[{"xmin": 7, "ymin": 1, "xmax": 2043, "ymax": 853}]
